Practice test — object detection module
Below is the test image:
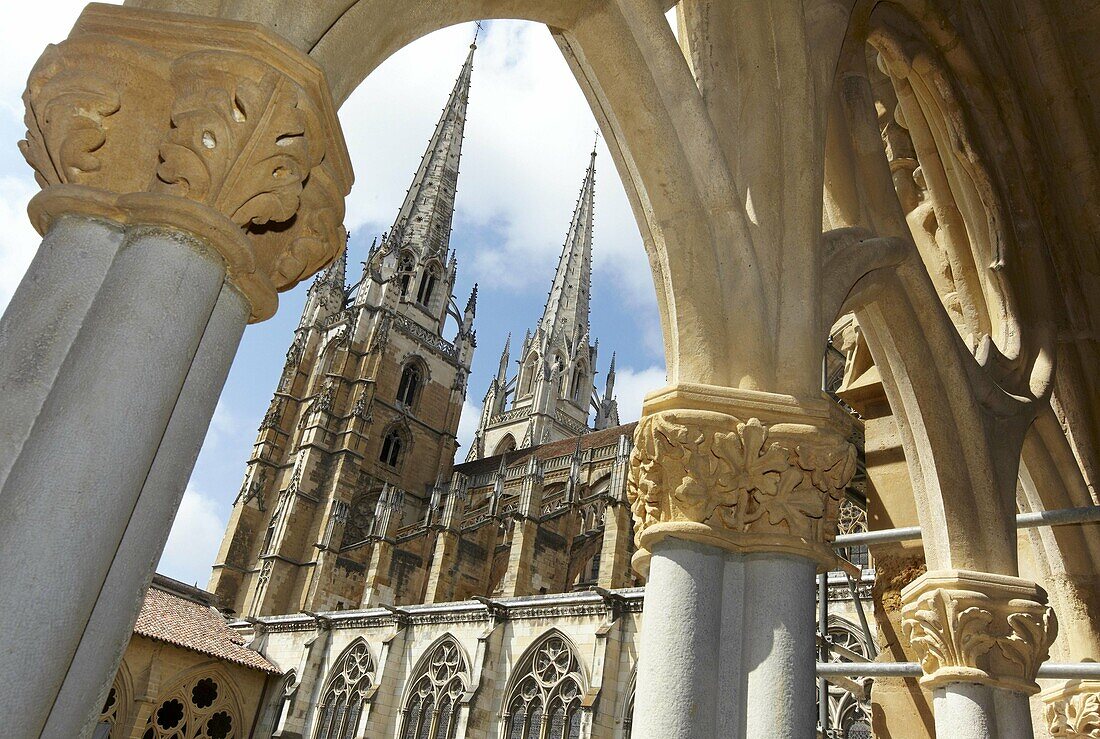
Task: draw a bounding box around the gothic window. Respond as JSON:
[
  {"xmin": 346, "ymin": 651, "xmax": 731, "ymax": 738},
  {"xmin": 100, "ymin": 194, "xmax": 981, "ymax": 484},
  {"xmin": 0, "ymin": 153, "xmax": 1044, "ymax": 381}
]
[
  {"xmin": 570, "ymin": 366, "xmax": 586, "ymax": 402},
  {"xmin": 416, "ymin": 269, "xmax": 438, "ymax": 306},
  {"xmin": 836, "ymin": 498, "xmax": 870, "ymax": 570},
  {"xmin": 399, "ymin": 637, "xmax": 469, "ymax": 739},
  {"xmin": 315, "ymin": 640, "xmax": 375, "ymax": 739},
  {"xmin": 399, "ymin": 256, "xmax": 415, "ymax": 298},
  {"xmin": 140, "ymin": 673, "xmax": 240, "ymax": 739},
  {"xmin": 93, "ymin": 681, "xmax": 122, "ymax": 739},
  {"xmin": 622, "ymin": 684, "xmax": 634, "ymax": 739},
  {"xmin": 494, "ymin": 435, "xmax": 517, "ymax": 456},
  {"xmin": 380, "ymin": 430, "xmax": 404, "ymax": 468},
  {"xmin": 503, "ymin": 633, "xmax": 586, "ymax": 739},
  {"xmin": 519, "ymin": 355, "xmax": 538, "ymax": 397},
  {"xmin": 397, "ymin": 364, "xmax": 422, "ymax": 407}
]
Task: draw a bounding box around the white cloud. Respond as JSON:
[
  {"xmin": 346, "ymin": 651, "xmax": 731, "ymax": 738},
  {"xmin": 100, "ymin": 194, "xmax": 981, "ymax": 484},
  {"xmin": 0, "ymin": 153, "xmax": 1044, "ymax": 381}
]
[
  {"xmin": 158, "ymin": 485, "xmax": 226, "ymax": 588},
  {"xmin": 339, "ymin": 21, "xmax": 657, "ymax": 307},
  {"xmin": 455, "ymin": 399, "xmax": 482, "ymax": 460},
  {"xmin": 614, "ymin": 365, "xmax": 668, "ymax": 423}
]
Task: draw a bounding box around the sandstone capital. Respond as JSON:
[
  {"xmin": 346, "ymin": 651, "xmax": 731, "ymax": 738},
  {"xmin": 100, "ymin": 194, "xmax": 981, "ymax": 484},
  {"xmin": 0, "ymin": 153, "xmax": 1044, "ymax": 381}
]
[
  {"xmin": 627, "ymin": 384, "xmax": 857, "ymax": 573},
  {"xmin": 19, "ymin": 3, "xmax": 353, "ymax": 322},
  {"xmin": 900, "ymin": 569, "xmax": 1058, "ymax": 695}
]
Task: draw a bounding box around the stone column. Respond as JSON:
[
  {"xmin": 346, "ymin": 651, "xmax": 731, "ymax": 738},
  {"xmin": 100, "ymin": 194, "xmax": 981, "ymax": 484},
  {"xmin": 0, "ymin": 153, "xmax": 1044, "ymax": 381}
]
[
  {"xmin": 901, "ymin": 570, "xmax": 1058, "ymax": 739},
  {"xmin": 0, "ymin": 5, "xmax": 351, "ymax": 736},
  {"xmin": 628, "ymin": 386, "xmax": 856, "ymax": 739},
  {"xmin": 498, "ymin": 457, "xmax": 545, "ymax": 597},
  {"xmin": 361, "ymin": 485, "xmax": 406, "ymax": 607}
]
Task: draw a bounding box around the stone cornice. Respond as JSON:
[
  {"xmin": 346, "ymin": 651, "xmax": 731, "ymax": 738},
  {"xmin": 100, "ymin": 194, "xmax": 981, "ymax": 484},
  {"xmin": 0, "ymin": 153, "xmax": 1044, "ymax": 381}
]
[
  {"xmin": 20, "ymin": 3, "xmax": 352, "ymax": 322},
  {"xmin": 901, "ymin": 569, "xmax": 1058, "ymax": 695}
]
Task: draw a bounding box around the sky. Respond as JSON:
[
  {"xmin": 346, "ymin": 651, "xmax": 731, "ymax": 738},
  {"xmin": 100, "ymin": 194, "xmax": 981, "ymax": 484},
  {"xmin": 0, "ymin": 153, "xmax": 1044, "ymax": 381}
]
[{"xmin": 1, "ymin": 4, "xmax": 670, "ymax": 586}]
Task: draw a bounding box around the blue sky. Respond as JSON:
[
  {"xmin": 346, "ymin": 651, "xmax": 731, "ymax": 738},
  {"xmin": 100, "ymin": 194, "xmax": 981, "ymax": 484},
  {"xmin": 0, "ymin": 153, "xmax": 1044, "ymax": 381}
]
[{"xmin": 1, "ymin": 7, "xmax": 668, "ymax": 586}]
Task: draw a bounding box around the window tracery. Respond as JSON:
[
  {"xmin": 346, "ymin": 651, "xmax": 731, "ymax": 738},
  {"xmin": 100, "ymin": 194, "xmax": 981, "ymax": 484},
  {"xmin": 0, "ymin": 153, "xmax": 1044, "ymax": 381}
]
[
  {"xmin": 504, "ymin": 634, "xmax": 585, "ymax": 739},
  {"xmin": 93, "ymin": 683, "xmax": 121, "ymax": 739},
  {"xmin": 140, "ymin": 674, "xmax": 240, "ymax": 739},
  {"xmin": 314, "ymin": 640, "xmax": 375, "ymax": 739},
  {"xmin": 400, "ymin": 637, "xmax": 469, "ymax": 739}
]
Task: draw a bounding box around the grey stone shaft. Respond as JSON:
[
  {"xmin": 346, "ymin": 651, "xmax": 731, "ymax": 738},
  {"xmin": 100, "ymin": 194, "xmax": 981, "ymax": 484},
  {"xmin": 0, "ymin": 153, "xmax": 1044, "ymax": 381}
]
[
  {"xmin": 0, "ymin": 219, "xmax": 247, "ymax": 738},
  {"xmin": 633, "ymin": 540, "xmax": 816, "ymax": 738}
]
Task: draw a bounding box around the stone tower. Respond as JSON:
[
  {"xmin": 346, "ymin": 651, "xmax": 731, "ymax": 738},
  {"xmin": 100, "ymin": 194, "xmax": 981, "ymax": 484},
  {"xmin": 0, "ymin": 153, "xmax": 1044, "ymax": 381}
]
[
  {"xmin": 208, "ymin": 43, "xmax": 479, "ymax": 615},
  {"xmin": 467, "ymin": 150, "xmax": 618, "ymax": 460}
]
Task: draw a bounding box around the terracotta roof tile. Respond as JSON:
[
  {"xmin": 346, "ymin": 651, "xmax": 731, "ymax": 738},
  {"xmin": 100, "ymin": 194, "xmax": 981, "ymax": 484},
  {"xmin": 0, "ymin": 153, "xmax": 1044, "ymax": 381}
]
[{"xmin": 134, "ymin": 584, "xmax": 279, "ymax": 673}]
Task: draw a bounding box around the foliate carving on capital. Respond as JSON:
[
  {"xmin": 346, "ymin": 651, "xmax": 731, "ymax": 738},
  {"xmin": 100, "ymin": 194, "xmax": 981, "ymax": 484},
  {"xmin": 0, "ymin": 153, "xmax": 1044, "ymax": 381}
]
[
  {"xmin": 900, "ymin": 570, "xmax": 1058, "ymax": 695},
  {"xmin": 627, "ymin": 409, "xmax": 856, "ymax": 562},
  {"xmin": 1044, "ymin": 683, "xmax": 1100, "ymax": 738},
  {"xmin": 18, "ymin": 5, "xmax": 352, "ymax": 322}
]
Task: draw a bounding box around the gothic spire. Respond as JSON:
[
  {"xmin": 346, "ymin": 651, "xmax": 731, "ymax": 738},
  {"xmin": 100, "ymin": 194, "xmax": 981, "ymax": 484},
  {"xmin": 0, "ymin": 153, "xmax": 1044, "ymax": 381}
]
[
  {"xmin": 387, "ymin": 41, "xmax": 476, "ymax": 260},
  {"xmin": 538, "ymin": 149, "xmax": 595, "ymax": 349},
  {"xmin": 496, "ymin": 333, "xmax": 511, "ymax": 385}
]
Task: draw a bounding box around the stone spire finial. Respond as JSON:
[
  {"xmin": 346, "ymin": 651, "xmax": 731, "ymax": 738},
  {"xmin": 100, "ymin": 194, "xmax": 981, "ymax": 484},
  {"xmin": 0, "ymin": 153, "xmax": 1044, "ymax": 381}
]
[
  {"xmin": 465, "ymin": 283, "xmax": 479, "ymax": 316},
  {"xmin": 538, "ymin": 149, "xmax": 595, "ymax": 346},
  {"xmin": 497, "ymin": 333, "xmax": 511, "ymax": 385},
  {"xmin": 386, "ymin": 43, "xmax": 475, "ymax": 261}
]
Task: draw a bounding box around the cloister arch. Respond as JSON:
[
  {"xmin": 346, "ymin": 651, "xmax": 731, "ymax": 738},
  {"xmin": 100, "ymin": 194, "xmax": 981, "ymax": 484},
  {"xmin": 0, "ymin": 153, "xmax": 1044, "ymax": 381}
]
[{"xmin": 1, "ymin": 1, "xmax": 1096, "ymax": 737}]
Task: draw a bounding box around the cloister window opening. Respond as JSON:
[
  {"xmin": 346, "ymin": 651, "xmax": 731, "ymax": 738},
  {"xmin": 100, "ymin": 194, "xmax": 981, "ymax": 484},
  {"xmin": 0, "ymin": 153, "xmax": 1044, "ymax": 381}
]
[
  {"xmin": 399, "ymin": 638, "xmax": 469, "ymax": 739},
  {"xmin": 504, "ymin": 634, "xmax": 584, "ymax": 739},
  {"xmin": 397, "ymin": 363, "xmax": 422, "ymax": 407},
  {"xmin": 315, "ymin": 641, "xmax": 374, "ymax": 739},
  {"xmin": 140, "ymin": 674, "xmax": 239, "ymax": 739},
  {"xmin": 380, "ymin": 430, "xmax": 405, "ymax": 468}
]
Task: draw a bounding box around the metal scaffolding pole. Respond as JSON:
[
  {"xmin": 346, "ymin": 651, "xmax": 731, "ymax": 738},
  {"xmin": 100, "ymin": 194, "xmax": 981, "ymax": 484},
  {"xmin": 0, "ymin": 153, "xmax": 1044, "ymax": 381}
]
[
  {"xmin": 832, "ymin": 505, "xmax": 1100, "ymax": 548},
  {"xmin": 817, "ymin": 662, "xmax": 1100, "ymax": 679}
]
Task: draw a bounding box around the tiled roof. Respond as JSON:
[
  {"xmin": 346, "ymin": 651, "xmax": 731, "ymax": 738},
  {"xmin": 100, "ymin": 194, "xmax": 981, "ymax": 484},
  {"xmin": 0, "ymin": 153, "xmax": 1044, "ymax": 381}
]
[
  {"xmin": 454, "ymin": 422, "xmax": 637, "ymax": 479},
  {"xmin": 133, "ymin": 577, "xmax": 279, "ymax": 673}
]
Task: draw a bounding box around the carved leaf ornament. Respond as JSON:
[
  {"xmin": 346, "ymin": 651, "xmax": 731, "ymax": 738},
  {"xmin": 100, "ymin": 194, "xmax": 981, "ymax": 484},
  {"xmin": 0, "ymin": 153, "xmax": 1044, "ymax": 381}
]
[
  {"xmin": 1046, "ymin": 688, "xmax": 1100, "ymax": 737},
  {"xmin": 157, "ymin": 51, "xmax": 323, "ymax": 229},
  {"xmin": 18, "ymin": 5, "xmax": 353, "ymax": 322},
  {"xmin": 900, "ymin": 571, "xmax": 1058, "ymax": 694},
  {"xmin": 628, "ymin": 410, "xmax": 856, "ymax": 556}
]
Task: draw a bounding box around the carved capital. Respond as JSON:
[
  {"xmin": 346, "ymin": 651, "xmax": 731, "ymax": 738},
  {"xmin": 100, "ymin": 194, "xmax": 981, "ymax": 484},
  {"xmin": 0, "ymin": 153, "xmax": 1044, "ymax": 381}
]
[
  {"xmin": 1043, "ymin": 681, "xmax": 1100, "ymax": 738},
  {"xmin": 900, "ymin": 570, "xmax": 1058, "ymax": 695},
  {"xmin": 627, "ymin": 385, "xmax": 857, "ymax": 571},
  {"xmin": 19, "ymin": 4, "xmax": 352, "ymax": 322}
]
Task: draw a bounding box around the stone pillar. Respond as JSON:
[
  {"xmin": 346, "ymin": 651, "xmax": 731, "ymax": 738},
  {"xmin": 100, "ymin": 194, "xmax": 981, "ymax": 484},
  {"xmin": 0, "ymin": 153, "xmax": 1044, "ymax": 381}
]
[
  {"xmin": 628, "ymin": 386, "xmax": 856, "ymax": 739},
  {"xmin": 498, "ymin": 457, "xmax": 545, "ymax": 597},
  {"xmin": 361, "ymin": 485, "xmax": 406, "ymax": 607},
  {"xmin": 900, "ymin": 570, "xmax": 1058, "ymax": 739},
  {"xmin": 424, "ymin": 472, "xmax": 469, "ymax": 603},
  {"xmin": 598, "ymin": 434, "xmax": 635, "ymax": 588},
  {"xmin": 0, "ymin": 5, "xmax": 351, "ymax": 736}
]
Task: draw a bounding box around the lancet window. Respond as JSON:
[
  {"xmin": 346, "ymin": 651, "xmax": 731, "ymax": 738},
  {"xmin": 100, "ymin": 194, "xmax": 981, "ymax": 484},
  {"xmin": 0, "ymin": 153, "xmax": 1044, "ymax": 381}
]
[
  {"xmin": 399, "ymin": 637, "xmax": 469, "ymax": 739},
  {"xmin": 380, "ymin": 430, "xmax": 404, "ymax": 468},
  {"xmin": 504, "ymin": 634, "xmax": 585, "ymax": 739},
  {"xmin": 397, "ymin": 364, "xmax": 422, "ymax": 407},
  {"xmin": 140, "ymin": 673, "xmax": 240, "ymax": 739},
  {"xmin": 314, "ymin": 640, "xmax": 375, "ymax": 739},
  {"xmin": 399, "ymin": 256, "xmax": 415, "ymax": 298},
  {"xmin": 416, "ymin": 269, "xmax": 438, "ymax": 306}
]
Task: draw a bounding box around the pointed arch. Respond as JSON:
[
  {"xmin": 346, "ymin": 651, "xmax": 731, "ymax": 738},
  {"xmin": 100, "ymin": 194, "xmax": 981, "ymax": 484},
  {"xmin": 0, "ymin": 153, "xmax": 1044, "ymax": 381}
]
[
  {"xmin": 619, "ymin": 667, "xmax": 636, "ymax": 739},
  {"xmin": 501, "ymin": 630, "xmax": 588, "ymax": 739},
  {"xmin": 493, "ymin": 434, "xmax": 517, "ymax": 456},
  {"xmin": 398, "ymin": 634, "xmax": 471, "ymax": 739},
  {"xmin": 315, "ymin": 638, "xmax": 376, "ymax": 739},
  {"xmin": 138, "ymin": 661, "xmax": 247, "ymax": 739},
  {"xmin": 94, "ymin": 659, "xmax": 133, "ymax": 739}
]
